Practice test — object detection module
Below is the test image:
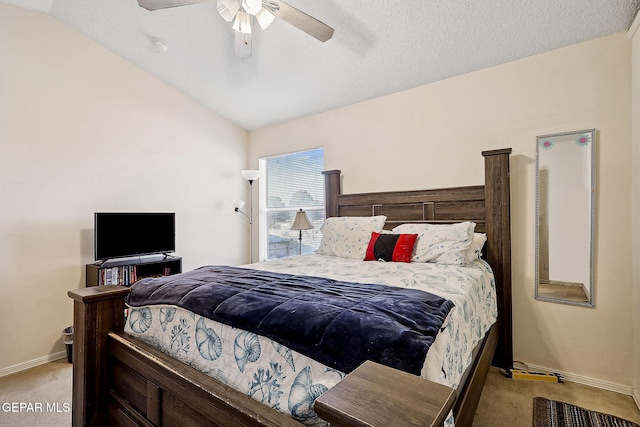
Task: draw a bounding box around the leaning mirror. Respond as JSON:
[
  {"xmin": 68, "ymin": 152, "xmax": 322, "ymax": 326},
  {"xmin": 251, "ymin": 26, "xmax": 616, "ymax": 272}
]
[{"xmin": 535, "ymin": 129, "xmax": 596, "ymax": 307}]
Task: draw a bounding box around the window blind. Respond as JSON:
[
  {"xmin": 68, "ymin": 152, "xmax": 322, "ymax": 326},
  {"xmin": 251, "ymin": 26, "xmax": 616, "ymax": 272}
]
[{"xmin": 261, "ymin": 148, "xmax": 324, "ymax": 260}]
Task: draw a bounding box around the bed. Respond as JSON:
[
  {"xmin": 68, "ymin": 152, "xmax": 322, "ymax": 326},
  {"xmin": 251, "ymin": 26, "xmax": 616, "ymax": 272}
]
[{"xmin": 68, "ymin": 148, "xmax": 512, "ymax": 427}]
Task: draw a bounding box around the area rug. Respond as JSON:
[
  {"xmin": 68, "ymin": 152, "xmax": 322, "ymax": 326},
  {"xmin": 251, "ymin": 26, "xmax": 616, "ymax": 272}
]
[{"xmin": 533, "ymin": 397, "xmax": 639, "ymax": 427}]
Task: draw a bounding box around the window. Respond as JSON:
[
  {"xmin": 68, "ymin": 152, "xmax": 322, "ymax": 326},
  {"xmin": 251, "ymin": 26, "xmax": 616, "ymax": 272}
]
[{"xmin": 259, "ymin": 148, "xmax": 325, "ymax": 261}]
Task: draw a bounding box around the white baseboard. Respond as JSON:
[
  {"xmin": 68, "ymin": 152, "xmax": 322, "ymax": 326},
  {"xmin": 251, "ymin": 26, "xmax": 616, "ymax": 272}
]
[
  {"xmin": 0, "ymin": 351, "xmax": 67, "ymax": 378},
  {"xmin": 526, "ymin": 363, "xmax": 634, "ymax": 396}
]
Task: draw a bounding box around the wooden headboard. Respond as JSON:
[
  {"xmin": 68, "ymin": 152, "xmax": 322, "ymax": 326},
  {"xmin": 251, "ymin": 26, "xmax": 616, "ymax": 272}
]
[{"xmin": 322, "ymin": 148, "xmax": 513, "ymax": 370}]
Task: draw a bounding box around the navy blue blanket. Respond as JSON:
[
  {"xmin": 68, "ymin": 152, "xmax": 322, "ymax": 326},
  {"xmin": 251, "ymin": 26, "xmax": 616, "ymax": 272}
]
[{"xmin": 126, "ymin": 265, "xmax": 454, "ymax": 376}]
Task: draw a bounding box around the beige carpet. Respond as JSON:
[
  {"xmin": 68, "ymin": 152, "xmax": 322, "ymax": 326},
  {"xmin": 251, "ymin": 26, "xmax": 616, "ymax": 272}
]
[
  {"xmin": 0, "ymin": 359, "xmax": 71, "ymax": 427},
  {"xmin": 473, "ymin": 368, "xmax": 640, "ymax": 427},
  {"xmin": 0, "ymin": 361, "xmax": 639, "ymax": 426}
]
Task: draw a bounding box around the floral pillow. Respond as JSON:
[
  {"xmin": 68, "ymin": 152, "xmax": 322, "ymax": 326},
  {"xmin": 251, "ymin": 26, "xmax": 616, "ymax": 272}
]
[
  {"xmin": 391, "ymin": 222, "xmax": 476, "ymax": 265},
  {"xmin": 317, "ymin": 216, "xmax": 387, "ymax": 259}
]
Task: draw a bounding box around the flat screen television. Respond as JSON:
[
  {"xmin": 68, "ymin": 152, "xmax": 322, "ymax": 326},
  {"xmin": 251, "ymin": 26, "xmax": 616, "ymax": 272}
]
[{"xmin": 94, "ymin": 212, "xmax": 175, "ymax": 261}]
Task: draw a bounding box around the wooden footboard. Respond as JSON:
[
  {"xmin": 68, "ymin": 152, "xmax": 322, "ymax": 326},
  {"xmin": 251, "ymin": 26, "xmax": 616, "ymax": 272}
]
[{"xmin": 108, "ymin": 331, "xmax": 301, "ymax": 427}]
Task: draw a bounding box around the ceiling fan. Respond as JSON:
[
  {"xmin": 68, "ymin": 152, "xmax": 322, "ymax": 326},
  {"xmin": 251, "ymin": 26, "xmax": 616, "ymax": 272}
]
[{"xmin": 137, "ymin": 0, "xmax": 334, "ymax": 58}]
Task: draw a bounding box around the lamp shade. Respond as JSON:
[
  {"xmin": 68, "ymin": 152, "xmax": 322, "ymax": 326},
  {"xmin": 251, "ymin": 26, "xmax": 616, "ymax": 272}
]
[
  {"xmin": 241, "ymin": 169, "xmax": 260, "ymax": 181},
  {"xmin": 232, "ymin": 10, "xmax": 252, "ymax": 34},
  {"xmin": 254, "ymin": 7, "xmax": 275, "ymax": 30},
  {"xmin": 242, "ymin": 0, "xmax": 262, "ymax": 15},
  {"xmin": 217, "ymin": 0, "xmax": 240, "ymax": 22},
  {"xmin": 291, "ymin": 209, "xmax": 314, "ymax": 231},
  {"xmin": 233, "ymin": 199, "xmax": 245, "ymax": 210}
]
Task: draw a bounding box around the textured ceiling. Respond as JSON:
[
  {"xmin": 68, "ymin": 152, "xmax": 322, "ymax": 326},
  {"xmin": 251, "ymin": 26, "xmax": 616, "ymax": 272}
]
[{"xmin": 4, "ymin": 0, "xmax": 640, "ymax": 130}]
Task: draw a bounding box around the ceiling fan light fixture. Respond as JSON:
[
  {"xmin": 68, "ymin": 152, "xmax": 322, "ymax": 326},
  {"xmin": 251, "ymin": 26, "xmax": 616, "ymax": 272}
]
[
  {"xmin": 217, "ymin": 0, "xmax": 240, "ymax": 23},
  {"xmin": 242, "ymin": 0, "xmax": 262, "ymax": 15},
  {"xmin": 254, "ymin": 8, "xmax": 275, "ymax": 30},
  {"xmin": 232, "ymin": 10, "xmax": 252, "ymax": 34}
]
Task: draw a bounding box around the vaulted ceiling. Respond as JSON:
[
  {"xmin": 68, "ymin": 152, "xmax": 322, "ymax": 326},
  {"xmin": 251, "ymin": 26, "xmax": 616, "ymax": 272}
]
[{"xmin": 4, "ymin": 0, "xmax": 639, "ymax": 130}]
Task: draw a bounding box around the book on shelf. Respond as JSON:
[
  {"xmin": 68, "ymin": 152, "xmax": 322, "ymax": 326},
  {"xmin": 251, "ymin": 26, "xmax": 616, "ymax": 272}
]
[
  {"xmin": 100, "ymin": 265, "xmax": 138, "ymax": 286},
  {"xmin": 92, "ymin": 257, "xmax": 179, "ymax": 287}
]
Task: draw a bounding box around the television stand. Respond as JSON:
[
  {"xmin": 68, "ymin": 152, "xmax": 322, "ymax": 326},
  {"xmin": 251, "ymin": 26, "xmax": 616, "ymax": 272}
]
[{"xmin": 86, "ymin": 255, "xmax": 182, "ymax": 286}]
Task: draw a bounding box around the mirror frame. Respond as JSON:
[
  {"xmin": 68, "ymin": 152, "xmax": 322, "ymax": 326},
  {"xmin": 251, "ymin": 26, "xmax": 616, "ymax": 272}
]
[{"xmin": 535, "ymin": 129, "xmax": 596, "ymax": 307}]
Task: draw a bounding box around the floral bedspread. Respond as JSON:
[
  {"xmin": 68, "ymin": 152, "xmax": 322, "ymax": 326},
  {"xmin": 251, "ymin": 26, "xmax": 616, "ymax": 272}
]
[{"xmin": 124, "ymin": 254, "xmax": 497, "ymax": 426}]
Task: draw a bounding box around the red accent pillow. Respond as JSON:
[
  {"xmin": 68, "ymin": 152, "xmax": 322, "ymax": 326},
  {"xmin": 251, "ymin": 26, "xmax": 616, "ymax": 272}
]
[{"xmin": 364, "ymin": 232, "xmax": 418, "ymax": 263}]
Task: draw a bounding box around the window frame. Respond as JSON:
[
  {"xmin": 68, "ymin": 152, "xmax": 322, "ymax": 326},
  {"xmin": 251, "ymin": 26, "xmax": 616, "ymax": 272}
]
[{"xmin": 258, "ymin": 148, "xmax": 325, "ymax": 262}]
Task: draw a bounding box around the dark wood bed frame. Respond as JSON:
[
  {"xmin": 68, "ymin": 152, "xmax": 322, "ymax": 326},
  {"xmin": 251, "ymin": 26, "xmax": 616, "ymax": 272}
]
[{"xmin": 68, "ymin": 148, "xmax": 512, "ymax": 427}]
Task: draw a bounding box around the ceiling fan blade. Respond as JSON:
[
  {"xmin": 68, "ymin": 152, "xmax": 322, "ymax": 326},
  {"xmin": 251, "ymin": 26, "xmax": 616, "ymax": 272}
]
[
  {"xmin": 234, "ymin": 32, "xmax": 252, "ymax": 59},
  {"xmin": 264, "ymin": 0, "xmax": 334, "ymax": 42},
  {"xmin": 137, "ymin": 0, "xmax": 210, "ymax": 11}
]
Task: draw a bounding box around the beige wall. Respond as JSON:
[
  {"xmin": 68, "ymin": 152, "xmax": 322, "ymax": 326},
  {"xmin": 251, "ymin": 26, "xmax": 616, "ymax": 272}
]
[
  {"xmin": 251, "ymin": 33, "xmax": 634, "ymax": 388},
  {"xmin": 630, "ymin": 14, "xmax": 640, "ymax": 408},
  {"xmin": 0, "ymin": 5, "xmax": 249, "ymax": 373}
]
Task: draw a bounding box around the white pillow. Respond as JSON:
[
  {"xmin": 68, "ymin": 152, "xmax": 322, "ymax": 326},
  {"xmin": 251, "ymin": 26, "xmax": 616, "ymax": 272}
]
[
  {"xmin": 465, "ymin": 233, "xmax": 487, "ymax": 263},
  {"xmin": 317, "ymin": 216, "xmax": 387, "ymax": 259},
  {"xmin": 392, "ymin": 222, "xmax": 475, "ymax": 265}
]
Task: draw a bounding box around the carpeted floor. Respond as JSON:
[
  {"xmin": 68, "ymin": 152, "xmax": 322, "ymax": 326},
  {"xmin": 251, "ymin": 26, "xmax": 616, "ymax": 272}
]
[
  {"xmin": 0, "ymin": 359, "xmax": 71, "ymax": 427},
  {"xmin": 0, "ymin": 361, "xmax": 639, "ymax": 426},
  {"xmin": 473, "ymin": 368, "xmax": 640, "ymax": 427}
]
